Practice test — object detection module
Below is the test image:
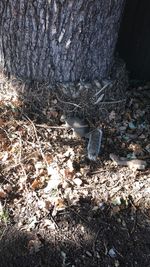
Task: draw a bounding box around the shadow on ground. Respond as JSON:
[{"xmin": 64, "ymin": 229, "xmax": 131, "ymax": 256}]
[
  {"xmin": 0, "ymin": 72, "xmax": 150, "ymax": 267},
  {"xmin": 0, "ymin": 201, "xmax": 150, "ymax": 267}
]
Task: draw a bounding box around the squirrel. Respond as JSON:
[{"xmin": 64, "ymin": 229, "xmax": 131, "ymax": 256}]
[
  {"xmin": 60, "ymin": 115, "xmax": 102, "ymax": 161},
  {"xmin": 110, "ymin": 153, "xmax": 147, "ymax": 170},
  {"xmin": 60, "ymin": 114, "xmax": 91, "ymax": 138},
  {"xmin": 87, "ymin": 128, "xmax": 103, "ymax": 161}
]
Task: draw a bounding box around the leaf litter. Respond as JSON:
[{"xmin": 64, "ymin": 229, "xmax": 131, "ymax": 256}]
[{"xmin": 0, "ymin": 72, "xmax": 150, "ymax": 267}]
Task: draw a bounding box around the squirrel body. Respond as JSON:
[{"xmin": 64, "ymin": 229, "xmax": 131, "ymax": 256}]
[
  {"xmin": 110, "ymin": 153, "xmax": 147, "ymax": 170},
  {"xmin": 60, "ymin": 115, "xmax": 91, "ymax": 137},
  {"xmin": 61, "ymin": 115, "xmax": 103, "ymax": 160}
]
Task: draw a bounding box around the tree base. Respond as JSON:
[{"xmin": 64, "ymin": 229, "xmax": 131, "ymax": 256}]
[
  {"xmin": 54, "ymin": 58, "xmax": 128, "ymax": 123},
  {"xmin": 0, "ymin": 58, "xmax": 128, "ymax": 125}
]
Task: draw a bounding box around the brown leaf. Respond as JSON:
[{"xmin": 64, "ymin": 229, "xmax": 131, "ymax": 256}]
[
  {"xmin": 55, "ymin": 198, "xmax": 66, "ymax": 210},
  {"xmin": 0, "ymin": 118, "xmax": 5, "ymax": 127},
  {"xmin": 45, "ymin": 154, "xmax": 53, "ymax": 164},
  {"xmin": 31, "ymin": 178, "xmax": 44, "ymax": 190},
  {"xmin": 129, "ymin": 143, "xmax": 143, "ymax": 154},
  {"xmin": 65, "ymin": 168, "xmax": 75, "ymax": 179},
  {"xmin": 0, "ymin": 188, "xmax": 7, "ymax": 199}
]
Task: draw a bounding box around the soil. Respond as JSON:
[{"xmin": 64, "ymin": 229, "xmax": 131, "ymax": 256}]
[{"xmin": 0, "ymin": 74, "xmax": 150, "ymax": 267}]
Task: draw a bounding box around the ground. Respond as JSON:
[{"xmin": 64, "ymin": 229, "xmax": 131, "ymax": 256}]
[{"xmin": 0, "ymin": 73, "xmax": 150, "ymax": 267}]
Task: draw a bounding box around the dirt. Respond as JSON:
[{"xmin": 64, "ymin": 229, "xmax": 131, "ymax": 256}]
[{"xmin": 0, "ymin": 73, "xmax": 150, "ymax": 267}]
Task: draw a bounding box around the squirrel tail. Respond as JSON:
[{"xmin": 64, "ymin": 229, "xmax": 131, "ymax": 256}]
[{"xmin": 87, "ymin": 128, "xmax": 103, "ymax": 161}]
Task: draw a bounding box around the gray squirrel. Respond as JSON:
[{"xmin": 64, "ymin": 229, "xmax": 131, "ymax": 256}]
[
  {"xmin": 60, "ymin": 115, "xmax": 102, "ymax": 161},
  {"xmin": 87, "ymin": 128, "xmax": 102, "ymax": 161}
]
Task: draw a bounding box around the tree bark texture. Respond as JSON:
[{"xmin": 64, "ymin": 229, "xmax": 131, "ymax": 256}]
[{"xmin": 0, "ymin": 0, "xmax": 125, "ymax": 83}]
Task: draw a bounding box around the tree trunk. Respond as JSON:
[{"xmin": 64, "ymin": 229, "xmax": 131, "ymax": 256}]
[{"xmin": 0, "ymin": 0, "xmax": 125, "ymax": 83}]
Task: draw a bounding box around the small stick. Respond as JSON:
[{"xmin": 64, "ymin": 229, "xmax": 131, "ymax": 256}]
[{"xmin": 36, "ymin": 124, "xmax": 66, "ymax": 129}]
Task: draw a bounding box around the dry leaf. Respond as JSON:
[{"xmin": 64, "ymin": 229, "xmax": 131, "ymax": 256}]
[
  {"xmin": 0, "ymin": 118, "xmax": 5, "ymax": 127},
  {"xmin": 0, "ymin": 188, "xmax": 7, "ymax": 198},
  {"xmin": 31, "ymin": 178, "xmax": 44, "ymax": 190},
  {"xmin": 35, "ymin": 161, "xmax": 44, "ymax": 174},
  {"xmin": 10, "ymin": 142, "xmax": 20, "ymax": 154},
  {"xmin": 66, "ymin": 159, "xmax": 74, "ymax": 171},
  {"xmin": 44, "ymin": 176, "xmax": 61, "ymax": 193},
  {"xmin": 0, "ymin": 151, "xmax": 9, "ymax": 162},
  {"xmin": 65, "ymin": 168, "xmax": 75, "ymax": 179},
  {"xmin": 3, "ymin": 184, "xmax": 13, "ymax": 193},
  {"xmin": 73, "ymin": 178, "xmax": 82, "ymax": 186},
  {"xmin": 129, "ymin": 143, "xmax": 143, "ymax": 154},
  {"xmin": 55, "ymin": 198, "xmax": 66, "ymax": 210},
  {"xmin": 43, "ymin": 219, "xmax": 56, "ymax": 229},
  {"xmin": 45, "ymin": 154, "xmax": 53, "ymax": 164},
  {"xmin": 45, "ymin": 200, "xmax": 53, "ymax": 210},
  {"xmin": 11, "ymin": 99, "xmax": 22, "ymax": 107}
]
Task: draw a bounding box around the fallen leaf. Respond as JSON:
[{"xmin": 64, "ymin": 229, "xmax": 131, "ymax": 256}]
[
  {"xmin": 43, "ymin": 219, "xmax": 56, "ymax": 229},
  {"xmin": 65, "ymin": 168, "xmax": 75, "ymax": 179},
  {"xmin": 0, "ymin": 188, "xmax": 7, "ymax": 198},
  {"xmin": 45, "ymin": 154, "xmax": 53, "ymax": 164},
  {"xmin": 3, "ymin": 184, "xmax": 13, "ymax": 193},
  {"xmin": 55, "ymin": 198, "xmax": 66, "ymax": 210},
  {"xmin": 35, "ymin": 161, "xmax": 44, "ymax": 174},
  {"xmin": 129, "ymin": 143, "xmax": 143, "ymax": 154},
  {"xmin": 73, "ymin": 178, "xmax": 82, "ymax": 186},
  {"xmin": 0, "ymin": 118, "xmax": 5, "ymax": 127},
  {"xmin": 31, "ymin": 178, "xmax": 44, "ymax": 190},
  {"xmin": 44, "ymin": 170, "xmax": 61, "ymax": 192},
  {"xmin": 0, "ymin": 151, "xmax": 9, "ymax": 162}
]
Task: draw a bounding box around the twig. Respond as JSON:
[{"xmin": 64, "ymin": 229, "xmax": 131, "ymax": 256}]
[
  {"xmin": 94, "ymin": 94, "xmax": 105, "ymax": 105},
  {"xmin": 0, "ymin": 127, "xmax": 12, "ymax": 144},
  {"xmin": 69, "ymin": 208, "xmax": 89, "ymax": 225},
  {"xmin": 56, "ymin": 94, "xmax": 82, "ymax": 108},
  {"xmin": 35, "ymin": 124, "xmax": 66, "ymax": 129},
  {"xmin": 24, "ymin": 115, "xmax": 49, "ymax": 168},
  {"xmin": 91, "ymin": 170, "xmax": 108, "ymax": 174},
  {"xmin": 0, "ymin": 225, "xmax": 8, "ymax": 240},
  {"xmin": 100, "ymin": 99, "xmax": 126, "ymax": 104},
  {"xmin": 94, "ymin": 82, "xmax": 112, "ymax": 97}
]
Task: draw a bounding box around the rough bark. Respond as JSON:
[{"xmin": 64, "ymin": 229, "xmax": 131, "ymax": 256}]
[{"xmin": 0, "ymin": 0, "xmax": 125, "ymax": 83}]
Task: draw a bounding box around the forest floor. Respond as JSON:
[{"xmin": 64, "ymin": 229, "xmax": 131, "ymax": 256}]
[{"xmin": 0, "ymin": 72, "xmax": 150, "ymax": 267}]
